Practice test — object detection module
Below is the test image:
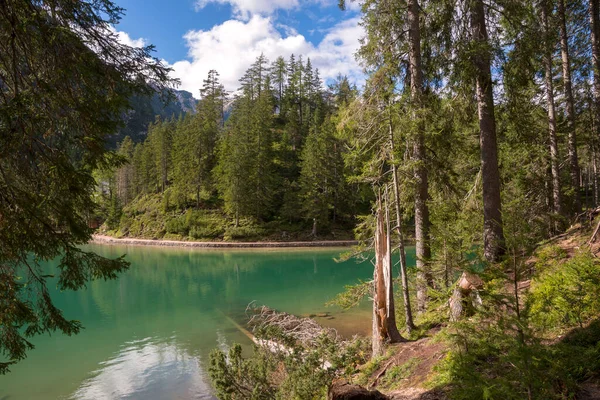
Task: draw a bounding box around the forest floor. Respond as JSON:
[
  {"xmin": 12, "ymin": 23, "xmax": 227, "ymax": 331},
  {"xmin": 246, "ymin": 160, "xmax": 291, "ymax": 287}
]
[
  {"xmin": 362, "ymin": 332, "xmax": 450, "ymax": 400},
  {"xmin": 91, "ymin": 234, "xmax": 358, "ymax": 248},
  {"xmin": 340, "ymin": 211, "xmax": 600, "ymax": 400}
]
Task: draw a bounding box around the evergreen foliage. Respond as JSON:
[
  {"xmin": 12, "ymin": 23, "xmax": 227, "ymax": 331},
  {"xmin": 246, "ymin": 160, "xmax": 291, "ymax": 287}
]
[
  {"xmin": 0, "ymin": 0, "xmax": 173, "ymax": 373},
  {"xmin": 101, "ymin": 55, "xmax": 366, "ymax": 238}
]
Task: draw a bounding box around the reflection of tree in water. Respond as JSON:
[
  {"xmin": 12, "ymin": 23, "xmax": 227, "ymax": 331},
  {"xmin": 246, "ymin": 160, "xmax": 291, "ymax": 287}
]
[
  {"xmin": 20, "ymin": 246, "xmax": 407, "ymax": 400},
  {"xmin": 84, "ymin": 247, "xmax": 384, "ymax": 319}
]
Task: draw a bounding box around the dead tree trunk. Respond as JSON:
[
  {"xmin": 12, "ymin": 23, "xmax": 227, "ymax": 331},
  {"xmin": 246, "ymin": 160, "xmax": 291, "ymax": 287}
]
[
  {"xmin": 470, "ymin": 0, "xmax": 505, "ymax": 262},
  {"xmin": 372, "ymin": 193, "xmax": 405, "ymax": 357}
]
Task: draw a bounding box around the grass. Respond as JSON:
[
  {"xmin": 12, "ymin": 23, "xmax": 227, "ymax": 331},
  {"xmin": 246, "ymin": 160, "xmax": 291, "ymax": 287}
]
[
  {"xmin": 379, "ymin": 357, "xmax": 420, "ymax": 390},
  {"xmin": 355, "ymin": 348, "xmax": 395, "ymax": 386}
]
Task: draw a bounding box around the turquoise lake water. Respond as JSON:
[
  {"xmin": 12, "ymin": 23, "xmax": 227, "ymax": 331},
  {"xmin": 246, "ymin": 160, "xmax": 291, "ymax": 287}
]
[{"xmin": 1, "ymin": 244, "xmax": 415, "ymax": 399}]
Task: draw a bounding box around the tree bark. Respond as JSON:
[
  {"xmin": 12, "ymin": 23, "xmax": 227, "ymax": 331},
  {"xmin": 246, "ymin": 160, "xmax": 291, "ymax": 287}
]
[
  {"xmin": 541, "ymin": 0, "xmax": 562, "ymax": 219},
  {"xmin": 559, "ymin": 0, "xmax": 581, "ymax": 214},
  {"xmin": 449, "ymin": 272, "xmax": 484, "ymax": 322},
  {"xmin": 388, "ymin": 109, "xmax": 415, "ymax": 334},
  {"xmin": 470, "ymin": 0, "xmax": 505, "ymax": 262},
  {"xmin": 592, "ymin": 146, "xmax": 600, "ymax": 206},
  {"xmin": 591, "ymin": 0, "xmax": 600, "ymax": 205},
  {"xmin": 372, "ymin": 193, "xmax": 405, "ymax": 357},
  {"xmin": 407, "ymin": 0, "xmax": 432, "ymax": 311}
]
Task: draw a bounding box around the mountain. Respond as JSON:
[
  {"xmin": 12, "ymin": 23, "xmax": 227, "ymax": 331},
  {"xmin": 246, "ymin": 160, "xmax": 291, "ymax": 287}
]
[{"xmin": 110, "ymin": 88, "xmax": 198, "ymax": 147}]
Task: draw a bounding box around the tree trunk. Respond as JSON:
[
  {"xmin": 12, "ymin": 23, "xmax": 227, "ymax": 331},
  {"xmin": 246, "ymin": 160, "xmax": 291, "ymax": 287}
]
[
  {"xmin": 542, "ymin": 0, "xmax": 562, "ymax": 221},
  {"xmin": 372, "ymin": 193, "xmax": 405, "ymax": 357},
  {"xmin": 559, "ymin": 0, "xmax": 581, "ymax": 214},
  {"xmin": 592, "ymin": 146, "xmax": 600, "ymax": 206},
  {"xmin": 408, "ymin": 0, "xmax": 432, "ymax": 311},
  {"xmin": 591, "ymin": 0, "xmax": 600, "ymax": 202},
  {"xmin": 388, "ymin": 109, "xmax": 415, "ymax": 334},
  {"xmin": 470, "ymin": 0, "xmax": 505, "ymax": 262}
]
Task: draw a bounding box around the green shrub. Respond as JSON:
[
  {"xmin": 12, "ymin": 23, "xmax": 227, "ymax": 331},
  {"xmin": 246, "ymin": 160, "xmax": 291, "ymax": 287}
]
[
  {"xmin": 165, "ymin": 214, "xmax": 188, "ymax": 235},
  {"xmin": 534, "ymin": 245, "xmax": 567, "ymax": 267},
  {"xmin": 433, "ymin": 325, "xmax": 569, "ymax": 400},
  {"xmin": 224, "ymin": 220, "xmax": 265, "ymax": 241},
  {"xmin": 380, "ymin": 357, "xmax": 419, "ymax": 389},
  {"xmin": 186, "ymin": 210, "xmax": 226, "ymax": 239},
  {"xmin": 528, "ymin": 251, "xmax": 600, "ymax": 330},
  {"xmin": 209, "ymin": 343, "xmax": 275, "ymax": 400},
  {"xmin": 431, "ymin": 250, "xmax": 600, "ymax": 400},
  {"xmin": 209, "ymin": 331, "xmax": 367, "ymax": 400}
]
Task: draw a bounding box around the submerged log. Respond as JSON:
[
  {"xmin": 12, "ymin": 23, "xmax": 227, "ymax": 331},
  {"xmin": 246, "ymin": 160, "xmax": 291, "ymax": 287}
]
[
  {"xmin": 328, "ymin": 380, "xmax": 389, "ymax": 400},
  {"xmin": 449, "ymin": 272, "xmax": 484, "ymax": 322}
]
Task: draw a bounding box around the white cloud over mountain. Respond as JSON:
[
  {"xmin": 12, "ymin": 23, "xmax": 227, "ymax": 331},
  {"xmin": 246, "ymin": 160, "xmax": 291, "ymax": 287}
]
[{"xmin": 169, "ymin": 14, "xmax": 364, "ymax": 95}]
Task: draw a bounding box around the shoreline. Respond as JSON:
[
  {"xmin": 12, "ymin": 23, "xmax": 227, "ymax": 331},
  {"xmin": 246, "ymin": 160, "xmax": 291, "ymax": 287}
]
[{"xmin": 91, "ymin": 234, "xmax": 358, "ymax": 249}]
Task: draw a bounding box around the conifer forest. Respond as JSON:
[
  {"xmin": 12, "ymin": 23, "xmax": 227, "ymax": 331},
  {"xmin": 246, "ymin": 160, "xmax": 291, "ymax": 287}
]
[{"xmin": 3, "ymin": 0, "xmax": 600, "ymax": 399}]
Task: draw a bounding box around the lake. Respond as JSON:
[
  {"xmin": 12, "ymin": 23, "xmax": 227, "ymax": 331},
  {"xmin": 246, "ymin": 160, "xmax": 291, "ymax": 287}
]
[{"xmin": 1, "ymin": 244, "xmax": 415, "ymax": 399}]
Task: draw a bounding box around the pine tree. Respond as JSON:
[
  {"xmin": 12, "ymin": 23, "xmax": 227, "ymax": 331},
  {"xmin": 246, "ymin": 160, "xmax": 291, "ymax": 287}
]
[
  {"xmin": 469, "ymin": 0, "xmax": 506, "ymax": 262},
  {"xmin": 215, "ymin": 56, "xmax": 277, "ymax": 222},
  {"xmin": 116, "ymin": 136, "xmax": 136, "ymax": 204},
  {"xmin": 147, "ymin": 117, "xmax": 172, "ymax": 193},
  {"xmin": 271, "ymin": 56, "xmax": 287, "ymax": 114}
]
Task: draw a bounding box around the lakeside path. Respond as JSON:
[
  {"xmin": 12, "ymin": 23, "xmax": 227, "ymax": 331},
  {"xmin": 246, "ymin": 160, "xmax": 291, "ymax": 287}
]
[{"xmin": 91, "ymin": 235, "xmax": 358, "ymax": 249}]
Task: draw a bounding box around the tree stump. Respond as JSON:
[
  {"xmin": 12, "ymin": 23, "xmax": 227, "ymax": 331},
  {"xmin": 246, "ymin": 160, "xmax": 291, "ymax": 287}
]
[{"xmin": 449, "ymin": 272, "xmax": 484, "ymax": 322}]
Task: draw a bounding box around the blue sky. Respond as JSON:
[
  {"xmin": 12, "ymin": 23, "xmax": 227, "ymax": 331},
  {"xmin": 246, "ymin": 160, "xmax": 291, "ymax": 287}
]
[{"xmin": 112, "ymin": 0, "xmax": 364, "ymax": 95}]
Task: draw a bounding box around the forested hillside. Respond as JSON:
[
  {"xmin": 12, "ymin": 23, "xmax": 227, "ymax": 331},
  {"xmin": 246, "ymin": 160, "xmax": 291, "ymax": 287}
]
[{"xmin": 97, "ymin": 57, "xmax": 370, "ymax": 241}]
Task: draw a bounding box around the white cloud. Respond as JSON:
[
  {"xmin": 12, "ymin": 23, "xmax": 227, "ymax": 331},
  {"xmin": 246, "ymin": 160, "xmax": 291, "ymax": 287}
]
[
  {"xmin": 194, "ymin": 0, "xmax": 362, "ymax": 20},
  {"xmin": 168, "ymin": 14, "xmax": 364, "ymax": 95},
  {"xmin": 109, "ymin": 26, "xmax": 147, "ymax": 48},
  {"xmin": 195, "ymin": 0, "xmax": 299, "ymax": 19}
]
